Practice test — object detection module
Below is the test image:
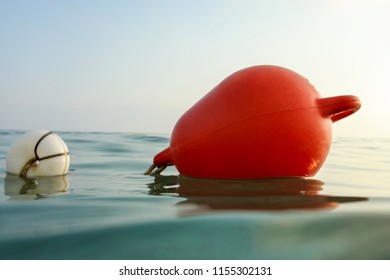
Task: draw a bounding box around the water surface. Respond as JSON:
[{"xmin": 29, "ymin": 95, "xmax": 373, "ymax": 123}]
[{"xmin": 0, "ymin": 130, "xmax": 389, "ymax": 259}]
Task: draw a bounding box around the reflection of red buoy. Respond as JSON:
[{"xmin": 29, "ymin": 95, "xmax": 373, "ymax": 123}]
[{"xmin": 145, "ymin": 65, "xmax": 361, "ymax": 179}]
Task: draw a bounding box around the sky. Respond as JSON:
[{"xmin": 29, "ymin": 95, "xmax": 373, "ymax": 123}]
[{"xmin": 1, "ymin": 0, "xmax": 389, "ymax": 137}]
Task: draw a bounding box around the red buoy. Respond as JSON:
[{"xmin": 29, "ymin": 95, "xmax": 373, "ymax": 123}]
[{"xmin": 145, "ymin": 65, "xmax": 361, "ymax": 179}]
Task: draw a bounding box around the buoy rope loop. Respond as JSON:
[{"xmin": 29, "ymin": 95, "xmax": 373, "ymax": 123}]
[
  {"xmin": 19, "ymin": 131, "xmax": 69, "ymax": 178},
  {"xmin": 144, "ymin": 164, "xmax": 167, "ymax": 176},
  {"xmin": 34, "ymin": 131, "xmax": 54, "ymax": 160},
  {"xmin": 19, "ymin": 158, "xmax": 38, "ymax": 179}
]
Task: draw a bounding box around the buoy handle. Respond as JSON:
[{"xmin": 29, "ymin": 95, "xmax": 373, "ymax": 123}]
[
  {"xmin": 317, "ymin": 95, "xmax": 361, "ymax": 122},
  {"xmin": 144, "ymin": 147, "xmax": 173, "ymax": 175}
]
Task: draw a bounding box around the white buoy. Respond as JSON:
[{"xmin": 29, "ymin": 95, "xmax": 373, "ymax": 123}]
[{"xmin": 6, "ymin": 130, "xmax": 70, "ymax": 178}]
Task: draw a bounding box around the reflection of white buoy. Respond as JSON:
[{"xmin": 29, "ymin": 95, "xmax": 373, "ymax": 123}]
[
  {"xmin": 4, "ymin": 174, "xmax": 69, "ymax": 201},
  {"xmin": 6, "ymin": 130, "xmax": 70, "ymax": 178}
]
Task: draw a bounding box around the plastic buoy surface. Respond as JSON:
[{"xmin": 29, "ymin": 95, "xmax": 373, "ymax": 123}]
[
  {"xmin": 6, "ymin": 130, "xmax": 70, "ymax": 178},
  {"xmin": 146, "ymin": 65, "xmax": 361, "ymax": 179}
]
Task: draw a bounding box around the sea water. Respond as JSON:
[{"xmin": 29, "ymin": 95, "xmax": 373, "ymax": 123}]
[{"xmin": 0, "ymin": 130, "xmax": 390, "ymax": 259}]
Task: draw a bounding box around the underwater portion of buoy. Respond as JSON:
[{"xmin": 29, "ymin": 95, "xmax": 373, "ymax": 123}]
[
  {"xmin": 4, "ymin": 174, "xmax": 69, "ymax": 201},
  {"xmin": 6, "ymin": 130, "xmax": 70, "ymax": 178},
  {"xmin": 145, "ymin": 65, "xmax": 361, "ymax": 179}
]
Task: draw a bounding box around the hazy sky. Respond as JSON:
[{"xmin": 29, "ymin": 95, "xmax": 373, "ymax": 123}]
[{"xmin": 1, "ymin": 0, "xmax": 389, "ymax": 137}]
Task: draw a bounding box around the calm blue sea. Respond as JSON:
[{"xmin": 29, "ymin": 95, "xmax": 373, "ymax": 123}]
[{"xmin": 0, "ymin": 130, "xmax": 390, "ymax": 259}]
